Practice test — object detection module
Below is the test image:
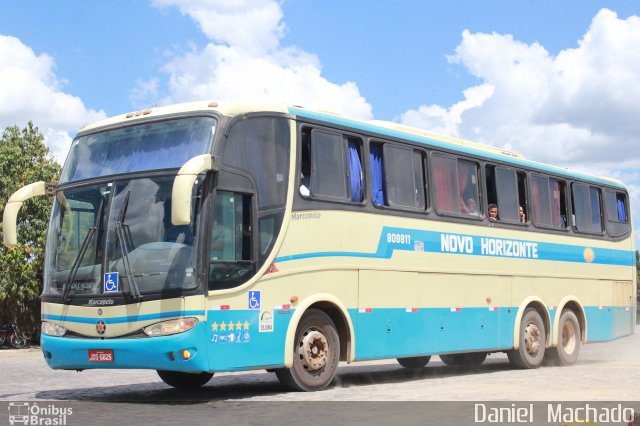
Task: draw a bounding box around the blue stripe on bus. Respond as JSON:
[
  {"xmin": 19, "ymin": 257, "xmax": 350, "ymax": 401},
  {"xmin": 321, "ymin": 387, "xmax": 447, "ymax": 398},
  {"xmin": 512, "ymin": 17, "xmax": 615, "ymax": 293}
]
[
  {"xmin": 275, "ymin": 227, "xmax": 635, "ymax": 266},
  {"xmin": 289, "ymin": 106, "xmax": 626, "ymax": 190},
  {"xmin": 42, "ymin": 310, "xmax": 205, "ymax": 325}
]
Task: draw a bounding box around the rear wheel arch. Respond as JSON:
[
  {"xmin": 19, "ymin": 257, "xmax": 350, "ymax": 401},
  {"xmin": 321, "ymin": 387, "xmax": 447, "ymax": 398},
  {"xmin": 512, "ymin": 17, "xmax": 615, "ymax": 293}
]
[{"xmin": 554, "ymin": 298, "xmax": 586, "ymax": 345}]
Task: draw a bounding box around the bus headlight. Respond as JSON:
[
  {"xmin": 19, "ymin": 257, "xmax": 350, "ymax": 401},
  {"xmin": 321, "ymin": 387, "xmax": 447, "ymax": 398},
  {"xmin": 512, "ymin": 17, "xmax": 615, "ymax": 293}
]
[
  {"xmin": 42, "ymin": 322, "xmax": 67, "ymax": 337},
  {"xmin": 143, "ymin": 317, "xmax": 198, "ymax": 337}
]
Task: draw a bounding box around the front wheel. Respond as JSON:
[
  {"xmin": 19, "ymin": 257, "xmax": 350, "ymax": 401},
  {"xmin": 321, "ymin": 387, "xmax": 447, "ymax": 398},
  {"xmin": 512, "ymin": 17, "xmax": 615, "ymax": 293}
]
[
  {"xmin": 0, "ymin": 334, "xmax": 5, "ymax": 346},
  {"xmin": 397, "ymin": 356, "xmax": 431, "ymax": 369},
  {"xmin": 275, "ymin": 309, "xmax": 340, "ymax": 392},
  {"xmin": 157, "ymin": 370, "xmax": 213, "ymax": 389},
  {"xmin": 508, "ymin": 308, "xmax": 546, "ymax": 369},
  {"xmin": 544, "ymin": 310, "xmax": 581, "ymax": 366},
  {"xmin": 9, "ymin": 334, "xmax": 27, "ymax": 349}
]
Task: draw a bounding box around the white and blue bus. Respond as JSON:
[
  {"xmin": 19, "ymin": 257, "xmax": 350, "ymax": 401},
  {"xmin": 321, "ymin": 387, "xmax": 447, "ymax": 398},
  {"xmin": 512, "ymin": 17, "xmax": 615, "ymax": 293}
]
[{"xmin": 3, "ymin": 101, "xmax": 636, "ymax": 391}]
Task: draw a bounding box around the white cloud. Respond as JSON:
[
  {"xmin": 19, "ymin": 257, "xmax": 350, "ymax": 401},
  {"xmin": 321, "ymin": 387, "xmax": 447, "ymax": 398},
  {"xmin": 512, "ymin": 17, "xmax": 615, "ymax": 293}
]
[
  {"xmin": 400, "ymin": 9, "xmax": 640, "ymax": 243},
  {"xmin": 145, "ymin": 0, "xmax": 372, "ymax": 119},
  {"xmin": 0, "ymin": 35, "xmax": 106, "ymax": 163},
  {"xmin": 402, "ymin": 9, "xmax": 640, "ymax": 167}
]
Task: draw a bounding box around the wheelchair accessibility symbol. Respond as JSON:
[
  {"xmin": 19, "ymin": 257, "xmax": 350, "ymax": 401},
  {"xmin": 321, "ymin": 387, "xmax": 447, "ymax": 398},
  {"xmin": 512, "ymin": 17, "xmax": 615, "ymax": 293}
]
[
  {"xmin": 248, "ymin": 291, "xmax": 260, "ymax": 310},
  {"xmin": 104, "ymin": 272, "xmax": 119, "ymax": 293}
]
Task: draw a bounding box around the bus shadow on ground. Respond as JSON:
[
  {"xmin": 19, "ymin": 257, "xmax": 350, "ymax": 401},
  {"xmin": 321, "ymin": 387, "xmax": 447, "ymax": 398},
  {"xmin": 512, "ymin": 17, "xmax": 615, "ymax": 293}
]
[{"xmin": 33, "ymin": 358, "xmax": 542, "ymax": 404}]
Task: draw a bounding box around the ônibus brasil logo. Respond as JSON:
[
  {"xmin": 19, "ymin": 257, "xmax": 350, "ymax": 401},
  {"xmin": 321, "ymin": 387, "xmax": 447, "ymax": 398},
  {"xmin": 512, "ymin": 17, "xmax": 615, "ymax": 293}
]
[{"xmin": 7, "ymin": 402, "xmax": 73, "ymax": 425}]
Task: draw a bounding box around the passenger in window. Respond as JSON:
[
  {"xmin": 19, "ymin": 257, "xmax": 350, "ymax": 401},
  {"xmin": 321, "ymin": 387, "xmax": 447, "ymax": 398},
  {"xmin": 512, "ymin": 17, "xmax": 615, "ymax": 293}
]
[
  {"xmin": 464, "ymin": 197, "xmax": 480, "ymax": 216},
  {"xmin": 519, "ymin": 205, "xmax": 527, "ymax": 223},
  {"xmin": 488, "ymin": 204, "xmax": 499, "ymax": 221}
]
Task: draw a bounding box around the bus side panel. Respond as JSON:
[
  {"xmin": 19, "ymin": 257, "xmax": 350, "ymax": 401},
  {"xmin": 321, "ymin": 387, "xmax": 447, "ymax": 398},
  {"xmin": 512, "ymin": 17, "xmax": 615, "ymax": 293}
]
[
  {"xmin": 355, "ymin": 270, "xmax": 515, "ymax": 360},
  {"xmin": 356, "ymin": 270, "xmax": 421, "ymax": 358}
]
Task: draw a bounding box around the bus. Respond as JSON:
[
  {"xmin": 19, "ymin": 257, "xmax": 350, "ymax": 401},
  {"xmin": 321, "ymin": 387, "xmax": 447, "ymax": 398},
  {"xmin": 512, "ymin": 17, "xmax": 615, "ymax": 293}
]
[{"xmin": 3, "ymin": 101, "xmax": 636, "ymax": 391}]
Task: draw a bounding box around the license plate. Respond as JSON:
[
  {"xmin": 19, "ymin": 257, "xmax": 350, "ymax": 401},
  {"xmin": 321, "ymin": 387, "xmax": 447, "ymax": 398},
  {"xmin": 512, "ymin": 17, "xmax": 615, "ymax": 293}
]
[{"xmin": 88, "ymin": 349, "xmax": 114, "ymax": 363}]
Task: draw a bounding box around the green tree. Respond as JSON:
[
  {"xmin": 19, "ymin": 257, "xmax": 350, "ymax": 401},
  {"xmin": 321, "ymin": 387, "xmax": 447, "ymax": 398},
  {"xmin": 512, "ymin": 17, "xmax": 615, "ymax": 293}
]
[{"xmin": 0, "ymin": 122, "xmax": 61, "ymax": 331}]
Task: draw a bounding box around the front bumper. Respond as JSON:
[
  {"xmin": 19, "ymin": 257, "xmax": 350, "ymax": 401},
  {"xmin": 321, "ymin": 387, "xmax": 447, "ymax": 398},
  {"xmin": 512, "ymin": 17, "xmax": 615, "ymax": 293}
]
[{"xmin": 41, "ymin": 322, "xmax": 209, "ymax": 372}]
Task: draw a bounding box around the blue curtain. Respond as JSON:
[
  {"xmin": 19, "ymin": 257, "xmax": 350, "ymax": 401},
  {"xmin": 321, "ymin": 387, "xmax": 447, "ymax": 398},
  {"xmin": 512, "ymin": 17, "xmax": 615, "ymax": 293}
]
[
  {"xmin": 348, "ymin": 141, "xmax": 363, "ymax": 202},
  {"xmin": 617, "ymin": 197, "xmax": 626, "ymax": 222},
  {"xmin": 370, "ymin": 144, "xmax": 385, "ymax": 205}
]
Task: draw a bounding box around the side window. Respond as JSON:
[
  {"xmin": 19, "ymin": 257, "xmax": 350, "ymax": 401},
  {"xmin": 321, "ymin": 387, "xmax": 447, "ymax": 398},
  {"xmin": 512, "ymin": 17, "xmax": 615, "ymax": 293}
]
[
  {"xmin": 300, "ymin": 128, "xmax": 364, "ymax": 203},
  {"xmin": 531, "ymin": 175, "xmax": 567, "ymax": 229},
  {"xmin": 209, "ymin": 190, "xmax": 254, "ymax": 290},
  {"xmin": 370, "ymin": 142, "xmax": 426, "ymax": 210},
  {"xmin": 432, "ymin": 154, "xmax": 479, "ymax": 217},
  {"xmin": 223, "ymin": 116, "xmax": 290, "ymax": 264},
  {"xmin": 571, "ymin": 184, "xmax": 603, "ymax": 234},
  {"xmin": 485, "ymin": 166, "xmax": 528, "ymax": 223},
  {"xmin": 604, "ymin": 189, "xmax": 630, "ymax": 237}
]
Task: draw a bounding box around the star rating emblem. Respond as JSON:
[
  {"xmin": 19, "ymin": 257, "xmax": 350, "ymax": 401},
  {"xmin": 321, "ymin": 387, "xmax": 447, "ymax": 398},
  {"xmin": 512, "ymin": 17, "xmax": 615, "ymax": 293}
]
[{"xmin": 211, "ymin": 322, "xmax": 219, "ymax": 332}]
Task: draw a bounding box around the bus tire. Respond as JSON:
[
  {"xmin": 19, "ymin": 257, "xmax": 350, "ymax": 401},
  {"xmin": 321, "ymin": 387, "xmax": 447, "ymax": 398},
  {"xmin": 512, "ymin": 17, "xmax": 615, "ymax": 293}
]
[
  {"xmin": 275, "ymin": 309, "xmax": 340, "ymax": 392},
  {"xmin": 440, "ymin": 352, "xmax": 487, "ymax": 366},
  {"xmin": 157, "ymin": 370, "xmax": 213, "ymax": 389},
  {"xmin": 544, "ymin": 310, "xmax": 581, "ymax": 366},
  {"xmin": 397, "ymin": 356, "xmax": 431, "ymax": 369},
  {"xmin": 507, "ymin": 308, "xmax": 546, "ymax": 369}
]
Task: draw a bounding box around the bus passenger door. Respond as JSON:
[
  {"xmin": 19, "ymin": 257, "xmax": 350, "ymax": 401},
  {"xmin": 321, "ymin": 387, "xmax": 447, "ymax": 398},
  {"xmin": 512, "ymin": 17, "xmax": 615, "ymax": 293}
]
[{"xmin": 356, "ymin": 270, "xmax": 421, "ymax": 359}]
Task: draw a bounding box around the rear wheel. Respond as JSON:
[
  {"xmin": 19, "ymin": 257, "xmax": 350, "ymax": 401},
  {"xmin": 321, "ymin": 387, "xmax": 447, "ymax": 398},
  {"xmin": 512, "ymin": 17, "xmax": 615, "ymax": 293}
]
[
  {"xmin": 157, "ymin": 370, "xmax": 213, "ymax": 389},
  {"xmin": 508, "ymin": 308, "xmax": 546, "ymax": 369},
  {"xmin": 544, "ymin": 310, "xmax": 581, "ymax": 366},
  {"xmin": 397, "ymin": 356, "xmax": 431, "ymax": 369},
  {"xmin": 275, "ymin": 309, "xmax": 340, "ymax": 391},
  {"xmin": 0, "ymin": 334, "xmax": 5, "ymax": 346},
  {"xmin": 440, "ymin": 352, "xmax": 487, "ymax": 366}
]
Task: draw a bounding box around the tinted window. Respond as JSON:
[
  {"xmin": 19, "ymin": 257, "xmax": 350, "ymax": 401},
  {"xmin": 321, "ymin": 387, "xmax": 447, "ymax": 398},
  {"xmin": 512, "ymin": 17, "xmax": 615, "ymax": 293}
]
[
  {"xmin": 604, "ymin": 190, "xmax": 630, "ymax": 237},
  {"xmin": 531, "ymin": 175, "xmax": 567, "ymax": 229},
  {"xmin": 223, "ymin": 117, "xmax": 290, "ymax": 210},
  {"xmin": 371, "ymin": 143, "xmax": 426, "ymax": 209},
  {"xmin": 300, "ymin": 129, "xmax": 363, "ymax": 203},
  {"xmin": 495, "ymin": 168, "xmax": 519, "ymax": 222},
  {"xmin": 432, "ymin": 155, "xmax": 479, "ymax": 216},
  {"xmin": 572, "ymin": 184, "xmax": 602, "ymax": 233}
]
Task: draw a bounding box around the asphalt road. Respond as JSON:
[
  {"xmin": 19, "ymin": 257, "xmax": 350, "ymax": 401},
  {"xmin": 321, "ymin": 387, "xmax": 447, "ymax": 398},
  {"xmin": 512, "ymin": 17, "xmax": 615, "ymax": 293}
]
[{"xmin": 1, "ymin": 326, "xmax": 639, "ymax": 425}]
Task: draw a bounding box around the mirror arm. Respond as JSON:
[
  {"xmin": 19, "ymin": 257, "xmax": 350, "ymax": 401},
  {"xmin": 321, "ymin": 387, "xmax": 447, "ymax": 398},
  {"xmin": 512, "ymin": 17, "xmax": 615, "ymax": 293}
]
[{"xmin": 3, "ymin": 181, "xmax": 53, "ymax": 247}]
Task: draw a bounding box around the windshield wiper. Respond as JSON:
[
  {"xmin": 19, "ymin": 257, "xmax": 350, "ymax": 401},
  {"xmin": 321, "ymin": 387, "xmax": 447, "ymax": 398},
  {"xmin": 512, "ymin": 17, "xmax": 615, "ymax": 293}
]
[
  {"xmin": 62, "ymin": 227, "xmax": 96, "ymax": 302},
  {"xmin": 61, "ymin": 196, "xmax": 105, "ymax": 302},
  {"xmin": 114, "ymin": 191, "xmax": 143, "ymax": 302}
]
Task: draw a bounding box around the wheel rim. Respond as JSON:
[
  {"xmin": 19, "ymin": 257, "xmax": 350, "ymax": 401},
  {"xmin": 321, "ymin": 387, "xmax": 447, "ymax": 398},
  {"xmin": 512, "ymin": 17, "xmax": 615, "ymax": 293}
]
[
  {"xmin": 523, "ymin": 321, "xmax": 541, "ymax": 355},
  {"xmin": 297, "ymin": 328, "xmax": 329, "ymax": 373},
  {"xmin": 561, "ymin": 320, "xmax": 577, "ymax": 354}
]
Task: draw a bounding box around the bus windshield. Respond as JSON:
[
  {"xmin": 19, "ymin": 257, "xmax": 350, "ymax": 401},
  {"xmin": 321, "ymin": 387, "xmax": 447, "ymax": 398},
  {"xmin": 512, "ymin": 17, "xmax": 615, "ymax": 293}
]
[
  {"xmin": 60, "ymin": 117, "xmax": 216, "ymax": 183},
  {"xmin": 44, "ymin": 175, "xmax": 203, "ymax": 298}
]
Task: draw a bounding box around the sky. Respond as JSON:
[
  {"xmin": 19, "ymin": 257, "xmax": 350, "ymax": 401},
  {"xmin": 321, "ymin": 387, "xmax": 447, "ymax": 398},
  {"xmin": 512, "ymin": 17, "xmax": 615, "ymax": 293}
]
[{"xmin": 1, "ymin": 0, "xmax": 640, "ymax": 246}]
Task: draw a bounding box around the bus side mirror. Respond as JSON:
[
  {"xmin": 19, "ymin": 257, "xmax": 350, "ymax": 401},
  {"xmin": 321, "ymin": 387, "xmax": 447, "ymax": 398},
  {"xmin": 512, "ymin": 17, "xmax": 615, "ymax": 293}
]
[
  {"xmin": 3, "ymin": 181, "xmax": 51, "ymax": 248},
  {"xmin": 171, "ymin": 154, "xmax": 215, "ymax": 226}
]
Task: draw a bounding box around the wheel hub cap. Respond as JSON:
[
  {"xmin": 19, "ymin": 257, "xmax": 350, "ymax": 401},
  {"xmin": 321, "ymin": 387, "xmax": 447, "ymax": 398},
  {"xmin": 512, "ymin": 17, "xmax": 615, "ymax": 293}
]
[
  {"xmin": 524, "ymin": 322, "xmax": 541, "ymax": 355},
  {"xmin": 298, "ymin": 330, "xmax": 329, "ymax": 372}
]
